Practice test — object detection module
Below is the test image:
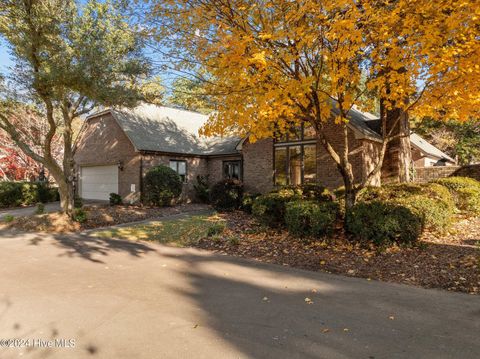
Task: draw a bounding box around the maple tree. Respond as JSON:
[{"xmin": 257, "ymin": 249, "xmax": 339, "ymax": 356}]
[
  {"xmin": 149, "ymin": 0, "xmax": 479, "ymax": 210},
  {"xmin": 0, "ymin": 0, "xmax": 154, "ymax": 215}
]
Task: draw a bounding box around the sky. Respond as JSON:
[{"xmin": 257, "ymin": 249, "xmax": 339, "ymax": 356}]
[{"xmin": 0, "ymin": 38, "xmax": 14, "ymax": 75}]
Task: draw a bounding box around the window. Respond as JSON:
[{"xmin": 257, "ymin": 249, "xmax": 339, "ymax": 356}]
[
  {"xmin": 169, "ymin": 160, "xmax": 187, "ymax": 182},
  {"xmin": 223, "ymin": 161, "xmax": 241, "ymax": 180},
  {"xmin": 274, "ymin": 123, "xmax": 316, "ymax": 143},
  {"xmin": 274, "ymin": 144, "xmax": 317, "ymax": 186}
]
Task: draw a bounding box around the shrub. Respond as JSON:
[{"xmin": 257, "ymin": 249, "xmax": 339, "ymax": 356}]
[
  {"xmin": 0, "ymin": 182, "xmax": 59, "ymax": 208},
  {"xmin": 272, "ymin": 184, "xmax": 334, "ymax": 201},
  {"xmin": 35, "ymin": 203, "xmax": 45, "ymax": 215},
  {"xmin": 193, "ymin": 175, "xmax": 210, "ymax": 203},
  {"xmin": 209, "ymin": 179, "xmax": 243, "ymax": 211},
  {"xmin": 285, "ymin": 200, "xmax": 339, "ymax": 238},
  {"xmin": 252, "ymin": 190, "xmax": 299, "ymax": 226},
  {"xmin": 143, "ymin": 165, "xmax": 183, "ymax": 207},
  {"xmin": 241, "ymin": 193, "xmax": 261, "ymax": 213},
  {"xmin": 109, "ymin": 193, "xmax": 123, "ymax": 206},
  {"xmin": 434, "ymin": 177, "xmax": 480, "ymax": 214},
  {"xmin": 358, "ymin": 183, "xmax": 455, "ymax": 231},
  {"xmin": 37, "ymin": 183, "xmax": 59, "ymax": 203},
  {"xmin": 2, "ymin": 214, "xmax": 14, "ymax": 223},
  {"xmin": 207, "ymin": 221, "xmax": 226, "ymax": 237},
  {"xmin": 73, "ymin": 208, "xmax": 87, "ymax": 223},
  {"xmin": 346, "ymin": 201, "xmax": 423, "ymax": 246}
]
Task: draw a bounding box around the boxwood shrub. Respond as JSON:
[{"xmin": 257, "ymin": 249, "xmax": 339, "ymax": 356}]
[
  {"xmin": 358, "ymin": 183, "xmax": 455, "ymax": 231},
  {"xmin": 346, "ymin": 201, "xmax": 423, "ymax": 246},
  {"xmin": 285, "ymin": 200, "xmax": 339, "ymax": 238},
  {"xmin": 0, "ymin": 182, "xmax": 59, "ymax": 208},
  {"xmin": 252, "ymin": 189, "xmax": 299, "ymax": 226},
  {"xmin": 143, "ymin": 165, "xmax": 183, "ymax": 207},
  {"xmin": 433, "ymin": 177, "xmax": 480, "ymax": 215},
  {"xmin": 209, "ymin": 179, "xmax": 243, "ymax": 211}
]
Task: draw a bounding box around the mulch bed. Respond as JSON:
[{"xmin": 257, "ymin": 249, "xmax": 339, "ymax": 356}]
[
  {"xmin": 196, "ymin": 211, "xmax": 480, "ymax": 295},
  {"xmin": 0, "ymin": 203, "xmax": 210, "ymax": 233}
]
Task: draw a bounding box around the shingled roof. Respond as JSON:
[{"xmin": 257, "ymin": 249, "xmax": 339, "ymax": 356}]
[
  {"xmin": 87, "ymin": 103, "xmax": 453, "ymax": 163},
  {"xmin": 88, "ymin": 104, "xmax": 241, "ymax": 156}
]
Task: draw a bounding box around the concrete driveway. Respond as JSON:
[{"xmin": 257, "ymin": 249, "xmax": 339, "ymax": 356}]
[{"xmin": 0, "ymin": 229, "xmax": 479, "ymax": 359}]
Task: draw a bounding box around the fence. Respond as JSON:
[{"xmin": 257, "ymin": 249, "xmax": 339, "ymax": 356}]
[{"xmin": 413, "ymin": 164, "xmax": 480, "ymax": 183}]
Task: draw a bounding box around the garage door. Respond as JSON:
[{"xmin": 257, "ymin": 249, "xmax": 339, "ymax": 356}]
[{"xmin": 80, "ymin": 165, "xmax": 118, "ymax": 201}]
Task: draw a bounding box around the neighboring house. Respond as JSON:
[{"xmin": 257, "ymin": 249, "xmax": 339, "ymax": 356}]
[
  {"xmin": 410, "ymin": 133, "xmax": 456, "ymax": 167},
  {"xmin": 74, "ymin": 104, "xmax": 452, "ymax": 202}
]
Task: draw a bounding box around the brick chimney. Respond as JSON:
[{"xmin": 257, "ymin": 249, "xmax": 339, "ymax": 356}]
[{"xmin": 381, "ymin": 105, "xmax": 412, "ymax": 183}]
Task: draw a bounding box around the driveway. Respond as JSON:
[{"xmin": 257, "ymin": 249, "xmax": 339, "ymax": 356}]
[
  {"xmin": 0, "ymin": 228, "xmax": 479, "ymax": 359},
  {"xmin": 0, "ymin": 202, "xmax": 61, "ymax": 219}
]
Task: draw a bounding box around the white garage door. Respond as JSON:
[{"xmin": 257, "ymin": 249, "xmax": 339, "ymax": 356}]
[{"xmin": 80, "ymin": 165, "xmax": 118, "ymax": 201}]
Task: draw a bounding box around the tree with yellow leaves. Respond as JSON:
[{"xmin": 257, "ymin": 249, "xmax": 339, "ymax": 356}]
[{"xmin": 148, "ymin": 0, "xmax": 479, "ymax": 210}]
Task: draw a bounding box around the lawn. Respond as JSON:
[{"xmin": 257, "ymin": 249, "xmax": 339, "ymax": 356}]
[{"xmin": 91, "ymin": 214, "xmax": 226, "ymax": 246}]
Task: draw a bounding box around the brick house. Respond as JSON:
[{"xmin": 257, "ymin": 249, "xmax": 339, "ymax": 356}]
[{"xmin": 74, "ymin": 104, "xmax": 453, "ymax": 202}]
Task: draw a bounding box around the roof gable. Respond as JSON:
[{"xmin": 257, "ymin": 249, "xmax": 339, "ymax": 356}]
[{"xmin": 88, "ymin": 104, "xmax": 240, "ymax": 156}]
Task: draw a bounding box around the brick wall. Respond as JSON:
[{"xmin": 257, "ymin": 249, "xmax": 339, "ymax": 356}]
[
  {"xmin": 242, "ymin": 138, "xmax": 274, "ymax": 194},
  {"xmin": 413, "ymin": 166, "xmax": 461, "ymax": 183},
  {"xmin": 315, "ymin": 124, "xmax": 364, "ymax": 189},
  {"xmin": 141, "ymin": 154, "xmax": 209, "ymax": 202},
  {"xmin": 74, "ymin": 114, "xmax": 141, "ymax": 202},
  {"xmin": 241, "ymin": 125, "xmax": 369, "ymax": 193},
  {"xmin": 207, "ymin": 155, "xmax": 242, "ymax": 185}
]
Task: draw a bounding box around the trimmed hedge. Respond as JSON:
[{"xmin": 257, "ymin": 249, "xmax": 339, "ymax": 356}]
[
  {"xmin": 285, "ymin": 200, "xmax": 339, "ymax": 238},
  {"xmin": 358, "ymin": 183, "xmax": 455, "ymax": 231},
  {"xmin": 143, "ymin": 165, "xmax": 183, "ymax": 207},
  {"xmin": 346, "ymin": 201, "xmax": 423, "ymax": 246},
  {"xmin": 0, "ymin": 182, "xmax": 59, "ymax": 208},
  {"xmin": 209, "ymin": 179, "xmax": 243, "ymax": 211},
  {"xmin": 252, "ymin": 189, "xmax": 299, "ymax": 226},
  {"xmin": 433, "ymin": 177, "xmax": 480, "ymax": 215}
]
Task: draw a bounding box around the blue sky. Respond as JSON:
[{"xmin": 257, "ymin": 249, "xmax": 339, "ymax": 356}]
[{"xmin": 0, "ymin": 38, "xmax": 14, "ymax": 75}]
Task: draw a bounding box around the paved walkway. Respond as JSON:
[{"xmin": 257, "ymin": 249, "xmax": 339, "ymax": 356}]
[
  {"xmin": 0, "ymin": 225, "xmax": 478, "ymax": 358},
  {"xmin": 0, "ymin": 202, "xmax": 60, "ymax": 219}
]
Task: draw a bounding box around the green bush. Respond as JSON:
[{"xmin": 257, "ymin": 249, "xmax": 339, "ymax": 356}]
[
  {"xmin": 109, "ymin": 193, "xmax": 123, "ymax": 206},
  {"xmin": 143, "ymin": 165, "xmax": 183, "ymax": 207},
  {"xmin": 2, "ymin": 214, "xmax": 14, "ymax": 223},
  {"xmin": 74, "ymin": 196, "xmax": 83, "ymax": 209},
  {"xmin": 209, "ymin": 179, "xmax": 243, "ymax": 211},
  {"xmin": 273, "ymin": 184, "xmax": 334, "ymax": 201},
  {"xmin": 73, "ymin": 208, "xmax": 87, "ymax": 223},
  {"xmin": 358, "ymin": 183, "xmax": 455, "ymax": 231},
  {"xmin": 0, "ymin": 182, "xmax": 59, "ymax": 208},
  {"xmin": 241, "ymin": 193, "xmax": 261, "ymax": 213},
  {"xmin": 252, "ymin": 190, "xmax": 299, "ymax": 226},
  {"xmin": 207, "ymin": 221, "xmax": 226, "ymax": 237},
  {"xmin": 35, "ymin": 203, "xmax": 45, "ymax": 215},
  {"xmin": 346, "ymin": 201, "xmax": 423, "ymax": 246},
  {"xmin": 434, "ymin": 177, "xmax": 480, "ymax": 214},
  {"xmin": 285, "ymin": 200, "xmax": 339, "ymax": 238},
  {"xmin": 193, "ymin": 175, "xmax": 210, "ymax": 203}
]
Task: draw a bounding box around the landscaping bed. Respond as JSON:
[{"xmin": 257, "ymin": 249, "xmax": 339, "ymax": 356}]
[
  {"xmin": 196, "ymin": 211, "xmax": 480, "ymax": 295},
  {"xmin": 0, "ymin": 203, "xmax": 210, "ymax": 233}
]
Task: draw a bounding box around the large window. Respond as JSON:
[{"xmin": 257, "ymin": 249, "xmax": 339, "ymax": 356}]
[
  {"xmin": 274, "ymin": 144, "xmax": 317, "ymax": 185},
  {"xmin": 274, "ymin": 125, "xmax": 317, "ymax": 185},
  {"xmin": 223, "ymin": 161, "xmax": 241, "ymax": 180},
  {"xmin": 169, "ymin": 160, "xmax": 187, "ymax": 182}
]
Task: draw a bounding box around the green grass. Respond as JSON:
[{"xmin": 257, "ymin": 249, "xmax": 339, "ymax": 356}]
[
  {"xmin": 2, "ymin": 214, "xmax": 15, "ymax": 223},
  {"xmin": 91, "ymin": 214, "xmax": 226, "ymax": 246}
]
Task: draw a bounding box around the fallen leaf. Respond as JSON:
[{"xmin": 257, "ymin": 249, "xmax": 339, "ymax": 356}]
[
  {"xmin": 389, "ymin": 316, "xmax": 395, "ymax": 320},
  {"xmin": 305, "ymin": 297, "xmax": 314, "ymax": 304}
]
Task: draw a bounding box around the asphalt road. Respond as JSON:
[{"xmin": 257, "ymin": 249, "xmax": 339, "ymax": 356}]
[
  {"xmin": 0, "ymin": 202, "xmax": 61, "ymax": 219},
  {"xmin": 0, "ymin": 228, "xmax": 479, "ymax": 359}
]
